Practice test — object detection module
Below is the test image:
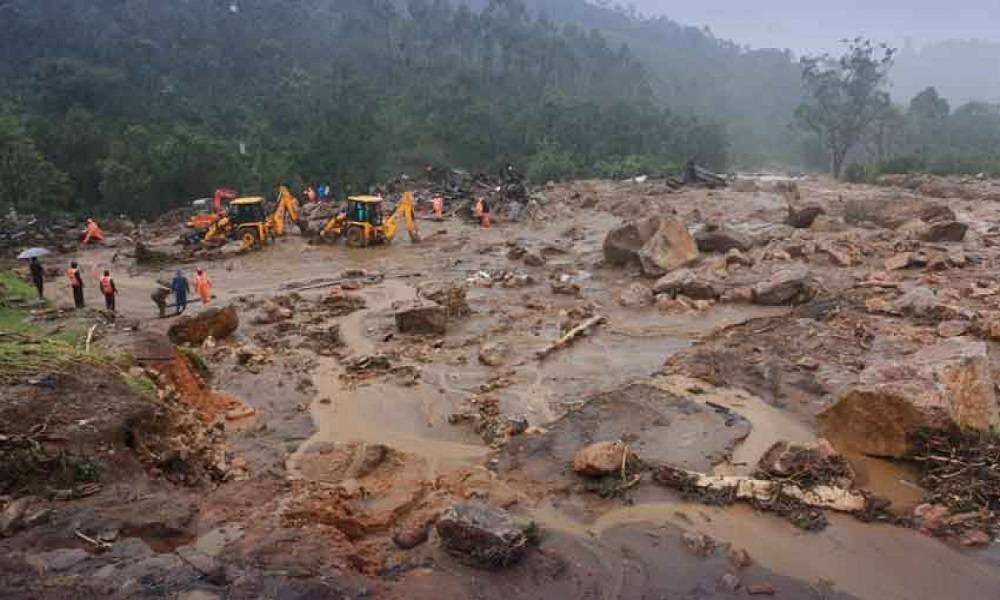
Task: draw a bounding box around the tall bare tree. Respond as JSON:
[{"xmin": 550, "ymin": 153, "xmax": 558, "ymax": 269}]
[{"xmin": 796, "ymin": 39, "xmax": 895, "ymax": 178}]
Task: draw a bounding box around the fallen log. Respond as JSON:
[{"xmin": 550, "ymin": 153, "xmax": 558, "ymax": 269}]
[
  {"xmin": 653, "ymin": 465, "xmax": 868, "ymax": 513},
  {"xmin": 536, "ymin": 315, "xmax": 605, "ymax": 360}
]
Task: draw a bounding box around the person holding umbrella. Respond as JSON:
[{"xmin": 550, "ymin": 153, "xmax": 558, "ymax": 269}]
[
  {"xmin": 29, "ymin": 257, "xmax": 44, "ymax": 299},
  {"xmin": 16, "ymin": 248, "xmax": 51, "ymax": 300}
]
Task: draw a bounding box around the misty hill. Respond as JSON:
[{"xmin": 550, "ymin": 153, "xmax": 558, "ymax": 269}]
[
  {"xmin": 459, "ymin": 0, "xmax": 805, "ymax": 165},
  {"xmin": 893, "ymin": 40, "xmax": 1000, "ymax": 105},
  {"xmin": 0, "ymin": 0, "xmax": 730, "ymax": 216}
]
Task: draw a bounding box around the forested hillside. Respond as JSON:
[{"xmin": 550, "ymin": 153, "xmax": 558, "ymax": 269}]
[
  {"xmin": 465, "ymin": 0, "xmax": 805, "ymax": 166},
  {"xmin": 0, "ymin": 0, "xmax": 729, "ymax": 217}
]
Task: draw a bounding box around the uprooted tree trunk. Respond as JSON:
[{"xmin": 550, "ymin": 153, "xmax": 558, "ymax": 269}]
[{"xmin": 653, "ymin": 465, "xmax": 869, "ymax": 513}]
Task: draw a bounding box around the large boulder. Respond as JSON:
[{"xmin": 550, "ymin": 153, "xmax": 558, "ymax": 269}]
[
  {"xmin": 752, "ymin": 266, "xmax": 814, "ymax": 306},
  {"xmin": 418, "ymin": 281, "xmax": 470, "ymax": 318},
  {"xmin": 604, "ymin": 216, "xmax": 699, "ymax": 277},
  {"xmin": 785, "ymin": 204, "xmax": 826, "ymax": 229},
  {"xmin": 637, "ymin": 218, "xmax": 699, "ymax": 277},
  {"xmin": 818, "ymin": 338, "xmax": 999, "ymax": 457},
  {"xmin": 394, "ymin": 300, "xmax": 447, "ymax": 334},
  {"xmin": 844, "ymin": 197, "xmax": 955, "ymax": 229},
  {"xmin": 694, "ymin": 227, "xmax": 752, "ymax": 253},
  {"xmin": 617, "ymin": 282, "xmax": 654, "ymax": 307},
  {"xmin": 435, "ymin": 503, "xmax": 528, "ymax": 568},
  {"xmin": 603, "ymin": 216, "xmax": 663, "ymax": 266},
  {"xmin": 921, "ymin": 221, "xmax": 968, "ymax": 243},
  {"xmin": 573, "ymin": 441, "xmax": 636, "ymax": 477},
  {"xmin": 168, "ymin": 306, "xmax": 239, "ymax": 345},
  {"xmin": 652, "ymin": 268, "xmax": 719, "ymax": 300}
]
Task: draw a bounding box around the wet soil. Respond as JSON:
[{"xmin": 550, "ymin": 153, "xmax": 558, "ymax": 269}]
[{"xmin": 7, "ymin": 175, "xmax": 1000, "ymax": 599}]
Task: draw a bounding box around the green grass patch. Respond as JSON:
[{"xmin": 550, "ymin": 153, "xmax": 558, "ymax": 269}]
[
  {"xmin": 179, "ymin": 346, "xmax": 210, "ymax": 379},
  {"xmin": 0, "ymin": 271, "xmax": 92, "ymax": 364},
  {"xmin": 0, "ymin": 332, "xmax": 103, "ymax": 381},
  {"xmin": 124, "ymin": 373, "xmax": 157, "ymax": 400},
  {"xmin": 0, "ymin": 271, "xmax": 37, "ymax": 306}
]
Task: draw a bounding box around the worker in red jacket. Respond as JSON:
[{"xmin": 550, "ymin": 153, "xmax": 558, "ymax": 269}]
[{"xmin": 99, "ymin": 270, "xmax": 118, "ymax": 312}]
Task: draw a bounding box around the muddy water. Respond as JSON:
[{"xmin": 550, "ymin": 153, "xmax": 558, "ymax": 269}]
[
  {"xmin": 583, "ymin": 502, "xmax": 1000, "ymax": 600},
  {"xmin": 110, "ymin": 218, "xmax": 995, "ymax": 598}
]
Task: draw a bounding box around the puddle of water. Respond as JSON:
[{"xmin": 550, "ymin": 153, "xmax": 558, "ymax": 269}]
[
  {"xmin": 533, "ymin": 499, "xmax": 1000, "ymax": 600},
  {"xmin": 654, "ymin": 377, "xmax": 816, "ymax": 476},
  {"xmin": 842, "ymin": 451, "xmax": 924, "ymax": 515}
]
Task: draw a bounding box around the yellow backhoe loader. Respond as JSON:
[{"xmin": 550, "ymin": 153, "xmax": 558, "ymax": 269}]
[
  {"xmin": 201, "ymin": 186, "xmax": 302, "ymax": 250},
  {"xmin": 316, "ymin": 191, "xmax": 419, "ymax": 247}
]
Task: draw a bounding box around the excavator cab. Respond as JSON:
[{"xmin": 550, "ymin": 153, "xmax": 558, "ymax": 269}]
[
  {"xmin": 226, "ymin": 197, "xmax": 270, "ymax": 249},
  {"xmin": 342, "ymin": 196, "xmax": 383, "ymax": 247},
  {"xmin": 314, "ymin": 193, "xmax": 418, "ymax": 247}
]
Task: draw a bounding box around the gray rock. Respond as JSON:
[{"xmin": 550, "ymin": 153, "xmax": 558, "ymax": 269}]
[
  {"xmin": 653, "ymin": 268, "xmax": 719, "ymax": 300},
  {"xmin": 394, "ymin": 300, "xmax": 447, "ymax": 335},
  {"xmin": 110, "ymin": 537, "xmax": 155, "ymax": 561},
  {"xmin": 752, "ymin": 266, "xmax": 814, "ymax": 306},
  {"xmin": 785, "ymin": 204, "xmax": 825, "ymax": 228},
  {"xmin": 922, "ymin": 221, "xmax": 968, "ymax": 243},
  {"xmin": 436, "ymin": 503, "xmax": 528, "ymax": 568},
  {"xmin": 522, "ymin": 251, "xmax": 546, "ymax": 267},
  {"xmin": 694, "ymin": 228, "xmax": 752, "ymax": 253},
  {"xmin": 478, "ymin": 341, "xmax": 510, "ymax": 367},
  {"xmin": 35, "ymin": 548, "xmax": 89, "ymax": 572}
]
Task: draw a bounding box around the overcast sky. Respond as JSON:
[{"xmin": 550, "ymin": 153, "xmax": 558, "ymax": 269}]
[{"xmin": 627, "ymin": 1, "xmax": 1000, "ymax": 54}]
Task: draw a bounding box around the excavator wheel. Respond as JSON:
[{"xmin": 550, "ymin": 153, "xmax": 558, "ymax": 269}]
[
  {"xmin": 346, "ymin": 225, "xmax": 366, "ymax": 248},
  {"xmin": 240, "ymin": 228, "xmax": 261, "ymax": 251}
]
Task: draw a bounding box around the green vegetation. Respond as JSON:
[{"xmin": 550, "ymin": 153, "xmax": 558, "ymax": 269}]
[
  {"xmin": 124, "ymin": 373, "xmax": 158, "ymax": 402},
  {"xmin": 0, "ymin": 0, "xmax": 730, "ymax": 217},
  {"xmin": 179, "ymin": 346, "xmax": 210, "ymax": 380},
  {"xmin": 2, "ymin": 0, "xmax": 998, "ymax": 199},
  {"xmin": 0, "ymin": 438, "xmax": 102, "ymax": 493},
  {"xmin": 795, "ymin": 40, "xmax": 895, "ymax": 178},
  {"xmin": 0, "ymin": 271, "xmax": 93, "ymax": 379}
]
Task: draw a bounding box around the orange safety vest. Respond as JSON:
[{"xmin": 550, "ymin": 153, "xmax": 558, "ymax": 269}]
[
  {"xmin": 67, "ymin": 268, "xmax": 80, "ymax": 287},
  {"xmin": 194, "ymin": 274, "xmax": 210, "ymax": 291},
  {"xmin": 100, "ymin": 275, "xmax": 114, "ymax": 295}
]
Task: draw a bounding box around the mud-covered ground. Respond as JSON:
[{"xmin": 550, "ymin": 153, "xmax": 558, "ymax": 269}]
[{"xmin": 5, "ymin": 175, "xmax": 1000, "ymax": 599}]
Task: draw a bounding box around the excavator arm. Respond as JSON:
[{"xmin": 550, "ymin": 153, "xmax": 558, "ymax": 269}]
[
  {"xmin": 384, "ymin": 191, "xmax": 420, "ymax": 242},
  {"xmin": 270, "ymin": 186, "xmax": 302, "ymax": 237},
  {"xmin": 202, "ymin": 215, "xmax": 232, "ymax": 245}
]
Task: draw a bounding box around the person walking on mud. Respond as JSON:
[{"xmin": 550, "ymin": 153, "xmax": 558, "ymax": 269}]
[
  {"xmin": 171, "ymin": 270, "xmax": 190, "ymax": 315},
  {"xmin": 193, "ymin": 267, "xmax": 212, "ymax": 305},
  {"xmin": 151, "ymin": 283, "xmax": 170, "ymax": 318},
  {"xmin": 29, "ymin": 257, "xmax": 44, "ymax": 299},
  {"xmin": 99, "ymin": 270, "xmax": 118, "ymax": 312},
  {"xmin": 67, "ymin": 261, "xmax": 84, "ymax": 308}
]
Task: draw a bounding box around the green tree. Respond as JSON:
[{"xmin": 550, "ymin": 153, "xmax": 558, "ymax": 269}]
[
  {"xmin": 796, "ymin": 39, "xmax": 895, "ymax": 178},
  {"xmin": 0, "ymin": 110, "xmax": 70, "ymax": 212},
  {"xmin": 907, "ymin": 86, "xmax": 951, "ymax": 160}
]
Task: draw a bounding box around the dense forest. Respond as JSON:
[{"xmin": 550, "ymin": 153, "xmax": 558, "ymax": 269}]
[
  {"xmin": 2, "ymin": 0, "xmax": 1000, "ymax": 218},
  {"xmin": 0, "ymin": 0, "xmax": 728, "ymax": 217}
]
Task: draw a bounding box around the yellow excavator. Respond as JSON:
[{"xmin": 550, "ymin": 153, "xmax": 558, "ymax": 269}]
[
  {"xmin": 316, "ymin": 191, "xmax": 419, "ymax": 247},
  {"xmin": 201, "ymin": 186, "xmax": 302, "ymax": 250}
]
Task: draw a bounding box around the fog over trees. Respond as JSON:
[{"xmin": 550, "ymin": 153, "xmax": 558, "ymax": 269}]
[{"xmin": 2, "ymin": 0, "xmax": 999, "ymax": 217}]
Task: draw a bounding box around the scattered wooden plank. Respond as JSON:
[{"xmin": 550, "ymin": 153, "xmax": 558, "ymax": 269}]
[{"xmin": 536, "ymin": 315, "xmax": 606, "ymax": 360}]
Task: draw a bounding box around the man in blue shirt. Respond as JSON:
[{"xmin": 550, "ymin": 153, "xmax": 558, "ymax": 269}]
[{"xmin": 171, "ymin": 270, "xmax": 191, "ymax": 314}]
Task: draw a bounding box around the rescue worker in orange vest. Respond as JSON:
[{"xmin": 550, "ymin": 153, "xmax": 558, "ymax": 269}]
[
  {"xmin": 81, "ymin": 218, "xmax": 105, "ymax": 244},
  {"xmin": 99, "ymin": 270, "xmax": 118, "ymax": 312},
  {"xmin": 193, "ymin": 268, "xmax": 212, "ymax": 305},
  {"xmin": 432, "ymin": 194, "xmax": 444, "ymax": 221},
  {"xmin": 67, "ymin": 261, "xmax": 84, "ymax": 308},
  {"xmin": 474, "ymin": 197, "xmax": 491, "ymax": 228}
]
